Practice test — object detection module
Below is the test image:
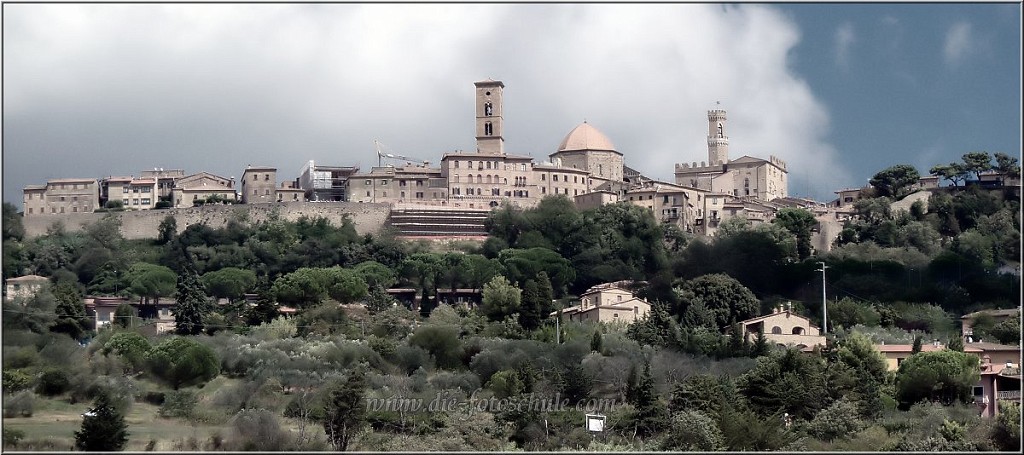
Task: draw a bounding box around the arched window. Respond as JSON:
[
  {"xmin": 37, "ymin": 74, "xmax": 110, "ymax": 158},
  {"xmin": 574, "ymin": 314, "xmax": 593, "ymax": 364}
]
[
  {"xmin": 454, "ymin": 175, "xmax": 459, "ymax": 183},
  {"xmin": 476, "ymin": 174, "xmax": 482, "ymax": 183},
  {"xmin": 486, "ymin": 161, "xmax": 492, "ymax": 169},
  {"xmin": 484, "ymin": 102, "xmax": 493, "ymax": 116},
  {"xmin": 717, "ymin": 123, "xmax": 724, "ymax": 138},
  {"xmin": 485, "ymin": 122, "xmax": 493, "ymax": 136},
  {"xmin": 792, "ymin": 327, "xmax": 805, "ymax": 335},
  {"xmin": 771, "ymin": 326, "xmax": 782, "ymax": 335}
]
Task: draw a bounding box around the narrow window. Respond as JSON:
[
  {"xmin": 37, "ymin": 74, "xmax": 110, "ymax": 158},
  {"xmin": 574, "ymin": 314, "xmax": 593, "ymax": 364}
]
[
  {"xmin": 717, "ymin": 123, "xmax": 723, "ymax": 138},
  {"xmin": 484, "ymin": 122, "xmax": 493, "ymax": 136}
]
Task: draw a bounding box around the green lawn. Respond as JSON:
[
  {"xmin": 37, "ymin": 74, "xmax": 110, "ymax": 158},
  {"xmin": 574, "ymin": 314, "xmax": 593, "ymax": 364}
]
[{"xmin": 3, "ymin": 399, "xmax": 229, "ymax": 451}]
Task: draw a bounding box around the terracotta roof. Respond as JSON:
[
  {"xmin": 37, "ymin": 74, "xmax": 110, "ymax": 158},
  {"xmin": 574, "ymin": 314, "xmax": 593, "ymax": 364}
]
[
  {"xmin": 961, "ymin": 308, "xmax": 1021, "ymax": 319},
  {"xmin": 557, "ymin": 122, "xmax": 617, "ymax": 153},
  {"xmin": 6, "ymin": 275, "xmax": 48, "ymax": 282},
  {"xmin": 48, "ymin": 178, "xmax": 96, "ymax": 183}
]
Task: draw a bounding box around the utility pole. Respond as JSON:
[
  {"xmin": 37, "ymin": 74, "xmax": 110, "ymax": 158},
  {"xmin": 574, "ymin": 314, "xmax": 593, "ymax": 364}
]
[{"xmin": 816, "ymin": 262, "xmax": 829, "ymax": 333}]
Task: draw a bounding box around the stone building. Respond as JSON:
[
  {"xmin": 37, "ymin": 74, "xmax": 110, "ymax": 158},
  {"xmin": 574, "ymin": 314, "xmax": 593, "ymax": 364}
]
[
  {"xmin": 553, "ymin": 281, "xmax": 652, "ymax": 324},
  {"xmin": 674, "ymin": 109, "xmax": 788, "ymax": 201},
  {"xmin": 4, "ymin": 275, "xmax": 48, "ymax": 302},
  {"xmin": 139, "ymin": 168, "xmax": 186, "ymax": 198},
  {"xmin": 171, "ymin": 172, "xmax": 236, "ymax": 207},
  {"xmin": 276, "ymin": 181, "xmax": 306, "ymax": 202},
  {"xmin": 736, "ymin": 302, "xmax": 826, "ymax": 352},
  {"xmin": 349, "ymin": 164, "xmax": 448, "ymax": 205},
  {"xmin": 240, "ymin": 165, "xmax": 277, "ymax": 204},
  {"xmin": 22, "ymin": 178, "xmax": 100, "ymax": 216}
]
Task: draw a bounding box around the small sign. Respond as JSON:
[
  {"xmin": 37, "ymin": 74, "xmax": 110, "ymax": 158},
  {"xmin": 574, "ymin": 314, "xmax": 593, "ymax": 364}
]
[{"xmin": 585, "ymin": 413, "xmax": 606, "ymax": 432}]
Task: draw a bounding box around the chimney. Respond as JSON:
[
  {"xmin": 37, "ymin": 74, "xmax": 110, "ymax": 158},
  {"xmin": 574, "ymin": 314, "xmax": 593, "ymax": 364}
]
[
  {"xmin": 786, "ymin": 302, "xmax": 793, "ymax": 313},
  {"xmin": 933, "ymin": 339, "xmax": 940, "ymax": 347}
]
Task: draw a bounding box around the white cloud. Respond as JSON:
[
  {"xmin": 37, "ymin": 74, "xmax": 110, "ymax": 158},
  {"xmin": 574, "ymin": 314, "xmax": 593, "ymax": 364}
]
[
  {"xmin": 834, "ymin": 22, "xmax": 856, "ymax": 70},
  {"xmin": 3, "ymin": 3, "xmax": 849, "ymax": 201},
  {"xmin": 944, "ymin": 21, "xmax": 973, "ymax": 66}
]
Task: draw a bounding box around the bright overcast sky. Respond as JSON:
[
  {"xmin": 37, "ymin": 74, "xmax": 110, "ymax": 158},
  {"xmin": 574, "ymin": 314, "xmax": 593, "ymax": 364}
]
[{"xmin": 2, "ymin": 2, "xmax": 1021, "ymax": 205}]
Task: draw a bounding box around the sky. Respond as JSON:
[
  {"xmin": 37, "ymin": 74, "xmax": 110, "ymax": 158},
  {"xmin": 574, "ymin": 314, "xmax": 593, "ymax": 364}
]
[{"xmin": 2, "ymin": 2, "xmax": 1021, "ymax": 206}]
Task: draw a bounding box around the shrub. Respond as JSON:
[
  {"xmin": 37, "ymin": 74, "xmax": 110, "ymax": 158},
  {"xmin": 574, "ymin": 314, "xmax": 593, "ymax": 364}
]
[
  {"xmin": 2, "ymin": 369, "xmax": 33, "ymax": 393},
  {"xmin": 660, "ymin": 410, "xmax": 725, "ymax": 451},
  {"xmin": 805, "ymin": 397, "xmax": 867, "ymax": 442},
  {"xmin": 146, "ymin": 337, "xmax": 220, "ymax": 389},
  {"xmin": 159, "ymin": 390, "xmax": 198, "ymax": 418},
  {"xmin": 2, "ymin": 390, "xmax": 35, "ymax": 418},
  {"xmin": 143, "ymin": 391, "xmax": 166, "ymax": 406},
  {"xmin": 35, "ymin": 369, "xmax": 70, "ymax": 396},
  {"xmin": 394, "ymin": 345, "xmax": 432, "ymax": 375},
  {"xmin": 225, "ymin": 408, "xmax": 291, "ymax": 451},
  {"xmin": 3, "ymin": 427, "xmax": 25, "ymax": 448}
]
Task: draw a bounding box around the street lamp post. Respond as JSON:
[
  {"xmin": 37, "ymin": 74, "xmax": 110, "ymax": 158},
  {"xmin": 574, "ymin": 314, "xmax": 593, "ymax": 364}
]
[{"xmin": 816, "ymin": 262, "xmax": 829, "ymax": 333}]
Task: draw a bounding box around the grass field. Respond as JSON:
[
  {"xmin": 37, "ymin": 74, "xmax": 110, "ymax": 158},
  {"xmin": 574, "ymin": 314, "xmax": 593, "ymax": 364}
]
[{"xmin": 3, "ymin": 398, "xmax": 230, "ymax": 451}]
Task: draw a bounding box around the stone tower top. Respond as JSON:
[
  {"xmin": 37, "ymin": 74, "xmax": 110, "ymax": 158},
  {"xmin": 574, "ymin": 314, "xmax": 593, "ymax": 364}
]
[
  {"xmin": 475, "ymin": 80, "xmax": 505, "ymax": 155},
  {"xmin": 707, "ymin": 109, "xmax": 729, "ymax": 166}
]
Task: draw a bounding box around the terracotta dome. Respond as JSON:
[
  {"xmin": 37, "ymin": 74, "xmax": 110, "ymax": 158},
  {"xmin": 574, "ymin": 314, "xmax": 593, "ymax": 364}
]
[{"xmin": 557, "ymin": 122, "xmax": 616, "ymax": 152}]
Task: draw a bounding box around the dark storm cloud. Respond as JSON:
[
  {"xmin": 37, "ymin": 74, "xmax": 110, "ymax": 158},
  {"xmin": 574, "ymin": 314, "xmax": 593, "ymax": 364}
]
[{"xmin": 3, "ymin": 3, "xmax": 847, "ymax": 204}]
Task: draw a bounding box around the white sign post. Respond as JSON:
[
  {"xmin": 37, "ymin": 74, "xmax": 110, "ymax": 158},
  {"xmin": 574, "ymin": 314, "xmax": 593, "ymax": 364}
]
[{"xmin": 585, "ymin": 413, "xmax": 606, "ymax": 432}]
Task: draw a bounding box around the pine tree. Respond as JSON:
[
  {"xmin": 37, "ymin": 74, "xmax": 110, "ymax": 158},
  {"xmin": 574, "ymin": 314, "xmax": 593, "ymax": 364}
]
[
  {"xmin": 752, "ymin": 329, "xmax": 770, "ymax": 357},
  {"xmin": 324, "ymin": 370, "xmax": 367, "ymax": 451},
  {"xmin": 173, "ymin": 266, "xmax": 209, "ymax": 335},
  {"xmin": 74, "ymin": 391, "xmax": 129, "ymax": 451},
  {"xmin": 245, "ymin": 279, "xmax": 279, "ymax": 326}
]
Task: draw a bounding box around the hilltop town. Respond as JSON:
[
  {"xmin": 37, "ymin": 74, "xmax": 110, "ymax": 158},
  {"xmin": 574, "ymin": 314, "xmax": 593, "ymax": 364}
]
[
  {"xmin": 4, "ymin": 80, "xmax": 1021, "ymax": 452},
  {"xmin": 26, "ymin": 79, "xmax": 1017, "ymax": 251}
]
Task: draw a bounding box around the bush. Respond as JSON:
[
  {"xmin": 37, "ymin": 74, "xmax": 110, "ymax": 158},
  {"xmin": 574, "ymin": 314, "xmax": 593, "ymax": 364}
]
[
  {"xmin": 2, "ymin": 390, "xmax": 35, "ymax": 418},
  {"xmin": 2, "ymin": 369, "xmax": 33, "ymax": 393},
  {"xmin": 159, "ymin": 390, "xmax": 198, "ymax": 418},
  {"xmin": 3, "ymin": 427, "xmax": 25, "ymax": 448},
  {"xmin": 805, "ymin": 398, "xmax": 867, "ymax": 442},
  {"xmin": 225, "ymin": 408, "xmax": 291, "ymax": 451},
  {"xmin": 146, "ymin": 337, "xmax": 220, "ymax": 389},
  {"xmin": 394, "ymin": 345, "xmax": 432, "ymax": 375},
  {"xmin": 143, "ymin": 391, "xmax": 166, "ymax": 406},
  {"xmin": 660, "ymin": 410, "xmax": 725, "ymax": 451},
  {"xmin": 35, "ymin": 369, "xmax": 70, "ymax": 396}
]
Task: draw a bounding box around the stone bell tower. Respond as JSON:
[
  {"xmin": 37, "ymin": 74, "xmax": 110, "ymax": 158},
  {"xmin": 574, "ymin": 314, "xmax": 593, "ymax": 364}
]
[
  {"xmin": 708, "ymin": 109, "xmax": 729, "ymax": 166},
  {"xmin": 474, "ymin": 79, "xmax": 504, "ymax": 155}
]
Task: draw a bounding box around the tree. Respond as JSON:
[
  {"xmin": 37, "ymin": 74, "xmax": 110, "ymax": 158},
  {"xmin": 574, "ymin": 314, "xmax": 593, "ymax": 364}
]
[
  {"xmin": 157, "ymin": 215, "xmax": 177, "ymax": 245},
  {"xmin": 869, "ymin": 164, "xmax": 921, "ymax": 199},
  {"xmin": 912, "ymin": 335, "xmax": 922, "ymax": 354},
  {"xmin": 673, "ymin": 273, "xmax": 759, "ymax": 330},
  {"xmin": 560, "ymin": 363, "xmax": 593, "ymax": 405},
  {"xmin": 961, "ymin": 151, "xmax": 993, "ymax": 180},
  {"xmin": 272, "ymin": 267, "xmax": 330, "ymax": 307},
  {"xmin": 364, "ymin": 285, "xmax": 398, "ymax": 314},
  {"xmin": 991, "ymin": 400, "xmax": 1021, "ymax": 451},
  {"xmin": 74, "ymin": 391, "xmax": 129, "ymax": 451},
  {"xmin": 772, "ymin": 208, "xmax": 818, "ymax": 259},
  {"xmin": 738, "ymin": 348, "xmax": 831, "ymax": 421},
  {"xmin": 895, "ymin": 349, "xmax": 979, "ymax": 409},
  {"xmin": 50, "ymin": 281, "xmax": 91, "ymax": 340},
  {"xmin": 146, "ymin": 337, "xmax": 219, "ymax": 389},
  {"xmin": 102, "ymin": 331, "xmax": 151, "ymax": 373},
  {"xmin": 127, "ymin": 262, "xmax": 177, "ymax": 304},
  {"xmin": 352, "ymin": 260, "xmax": 398, "ymax": 289},
  {"xmin": 2, "ymin": 202, "xmax": 25, "ymax": 241},
  {"xmin": 993, "ymin": 152, "xmax": 1021, "ymax": 183},
  {"xmin": 480, "ymin": 275, "xmax": 521, "ymax": 322},
  {"xmin": 930, "ymin": 162, "xmax": 969, "ymax": 187},
  {"xmin": 201, "ymin": 267, "xmax": 257, "ymax": 302},
  {"xmin": 173, "ymin": 266, "xmax": 210, "ymax": 335},
  {"xmin": 409, "ymin": 324, "xmax": 463, "ymax": 370},
  {"xmin": 112, "ymin": 303, "xmax": 138, "ymax": 329},
  {"xmin": 631, "ymin": 360, "xmax": 668, "ymax": 438},
  {"xmin": 324, "ymin": 266, "xmax": 368, "ymax": 304},
  {"xmin": 660, "ymin": 410, "xmax": 725, "ymax": 451},
  {"xmin": 590, "ymin": 330, "xmax": 603, "ymax": 353},
  {"xmin": 518, "ymin": 279, "xmax": 543, "ymax": 331},
  {"xmin": 323, "ymin": 370, "xmax": 367, "ymax": 451},
  {"xmin": 947, "ymin": 333, "xmax": 964, "ymax": 352},
  {"xmin": 833, "ymin": 332, "xmax": 890, "ymax": 418}
]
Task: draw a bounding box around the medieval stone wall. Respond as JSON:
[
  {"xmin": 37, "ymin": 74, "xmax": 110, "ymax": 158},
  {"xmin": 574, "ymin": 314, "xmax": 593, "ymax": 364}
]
[{"xmin": 21, "ymin": 202, "xmax": 391, "ymax": 240}]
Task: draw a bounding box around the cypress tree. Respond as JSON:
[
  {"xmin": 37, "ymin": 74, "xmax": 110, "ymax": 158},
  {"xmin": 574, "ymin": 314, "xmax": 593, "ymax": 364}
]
[
  {"xmin": 590, "ymin": 330, "xmax": 604, "ymax": 353},
  {"xmin": 948, "ymin": 334, "xmax": 965, "ymax": 352},
  {"xmin": 536, "ymin": 271, "xmax": 554, "ymax": 315},
  {"xmin": 324, "ymin": 370, "xmax": 368, "ymax": 451},
  {"xmin": 911, "ymin": 335, "xmax": 923, "ymax": 354},
  {"xmin": 51, "ymin": 281, "xmax": 92, "ymax": 341},
  {"xmin": 74, "ymin": 391, "xmax": 129, "ymax": 451},
  {"xmin": 518, "ymin": 279, "xmax": 543, "ymax": 331},
  {"xmin": 633, "ymin": 360, "xmax": 668, "ymax": 438},
  {"xmin": 173, "ymin": 266, "xmax": 209, "ymax": 335}
]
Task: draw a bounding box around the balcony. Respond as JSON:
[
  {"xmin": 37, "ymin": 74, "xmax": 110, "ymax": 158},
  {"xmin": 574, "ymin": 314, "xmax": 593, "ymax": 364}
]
[{"xmin": 996, "ymin": 390, "xmax": 1021, "ymax": 400}]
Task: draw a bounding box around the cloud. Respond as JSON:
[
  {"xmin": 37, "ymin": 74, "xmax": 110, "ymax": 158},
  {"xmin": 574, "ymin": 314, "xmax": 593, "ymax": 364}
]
[
  {"xmin": 2, "ymin": 3, "xmax": 849, "ymax": 202},
  {"xmin": 834, "ymin": 22, "xmax": 856, "ymax": 70},
  {"xmin": 943, "ymin": 21, "xmax": 973, "ymax": 66}
]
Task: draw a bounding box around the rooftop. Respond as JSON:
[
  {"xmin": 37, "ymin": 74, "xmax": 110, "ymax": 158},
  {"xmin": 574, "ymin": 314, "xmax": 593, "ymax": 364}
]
[{"xmin": 557, "ymin": 122, "xmax": 617, "ymax": 153}]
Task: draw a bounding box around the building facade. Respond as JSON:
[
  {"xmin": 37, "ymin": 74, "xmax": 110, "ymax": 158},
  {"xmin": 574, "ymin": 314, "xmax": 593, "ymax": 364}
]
[
  {"xmin": 299, "ymin": 160, "xmax": 359, "ymax": 202},
  {"xmin": 240, "ymin": 166, "xmax": 278, "ymax": 204},
  {"xmin": 674, "ymin": 109, "xmax": 788, "ymax": 202},
  {"xmin": 22, "ymin": 178, "xmax": 100, "ymax": 216},
  {"xmin": 737, "ymin": 303, "xmax": 826, "ymax": 351},
  {"xmin": 554, "ymin": 282, "xmax": 652, "ymax": 324},
  {"xmin": 171, "ymin": 172, "xmax": 236, "ymax": 207}
]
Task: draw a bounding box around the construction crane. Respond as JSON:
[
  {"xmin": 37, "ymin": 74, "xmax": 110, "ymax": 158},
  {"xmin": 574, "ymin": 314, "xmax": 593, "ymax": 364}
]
[{"xmin": 374, "ymin": 140, "xmax": 429, "ymax": 167}]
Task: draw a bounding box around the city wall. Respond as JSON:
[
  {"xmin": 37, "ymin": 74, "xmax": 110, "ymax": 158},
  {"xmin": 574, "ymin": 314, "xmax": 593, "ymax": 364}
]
[{"xmin": 21, "ymin": 202, "xmax": 391, "ymax": 240}]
